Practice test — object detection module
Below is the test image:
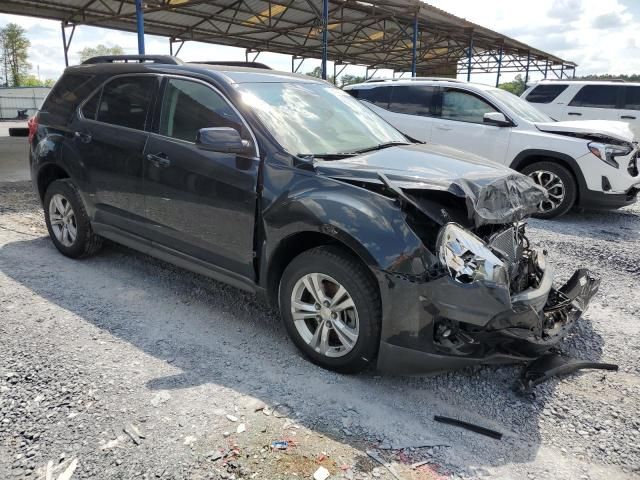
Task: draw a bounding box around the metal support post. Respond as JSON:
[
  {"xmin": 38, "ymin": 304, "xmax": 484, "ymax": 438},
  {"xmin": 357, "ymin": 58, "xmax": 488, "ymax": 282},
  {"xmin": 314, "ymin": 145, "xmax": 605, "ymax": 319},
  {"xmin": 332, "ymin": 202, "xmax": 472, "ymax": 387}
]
[
  {"xmin": 135, "ymin": 0, "xmax": 145, "ymax": 55},
  {"xmin": 466, "ymin": 31, "xmax": 473, "ymax": 81},
  {"xmin": 411, "ymin": 13, "xmax": 418, "ymax": 77},
  {"xmin": 61, "ymin": 23, "xmax": 75, "ymax": 67},
  {"xmin": 495, "ymin": 44, "xmax": 503, "ymax": 87},
  {"xmin": 321, "ymin": 0, "xmax": 329, "ymax": 80}
]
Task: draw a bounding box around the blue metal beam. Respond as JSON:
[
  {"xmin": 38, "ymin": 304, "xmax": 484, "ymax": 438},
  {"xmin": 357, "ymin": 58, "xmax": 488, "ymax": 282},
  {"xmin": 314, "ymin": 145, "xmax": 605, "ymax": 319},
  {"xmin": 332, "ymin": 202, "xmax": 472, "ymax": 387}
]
[
  {"xmin": 321, "ymin": 0, "xmax": 328, "ymax": 80},
  {"xmin": 411, "ymin": 13, "xmax": 418, "ymax": 77},
  {"xmin": 135, "ymin": 0, "xmax": 145, "ymax": 55},
  {"xmin": 495, "ymin": 44, "xmax": 503, "ymax": 87},
  {"xmin": 466, "ymin": 31, "xmax": 473, "ymax": 82}
]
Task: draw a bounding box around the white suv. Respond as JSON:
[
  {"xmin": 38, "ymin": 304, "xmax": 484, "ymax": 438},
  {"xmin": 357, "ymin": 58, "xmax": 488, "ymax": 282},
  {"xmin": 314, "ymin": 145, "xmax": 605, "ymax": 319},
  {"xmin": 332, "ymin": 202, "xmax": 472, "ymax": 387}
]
[
  {"xmin": 521, "ymin": 80, "xmax": 640, "ymax": 139},
  {"xmin": 345, "ymin": 78, "xmax": 639, "ymax": 218}
]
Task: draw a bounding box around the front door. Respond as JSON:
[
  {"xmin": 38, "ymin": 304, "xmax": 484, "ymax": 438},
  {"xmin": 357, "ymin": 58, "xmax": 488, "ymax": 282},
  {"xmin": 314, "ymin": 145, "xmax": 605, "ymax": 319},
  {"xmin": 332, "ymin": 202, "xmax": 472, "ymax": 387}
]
[
  {"xmin": 143, "ymin": 77, "xmax": 260, "ymax": 278},
  {"xmin": 72, "ymin": 74, "xmax": 159, "ymax": 235},
  {"xmin": 429, "ymin": 88, "xmax": 511, "ymax": 165}
]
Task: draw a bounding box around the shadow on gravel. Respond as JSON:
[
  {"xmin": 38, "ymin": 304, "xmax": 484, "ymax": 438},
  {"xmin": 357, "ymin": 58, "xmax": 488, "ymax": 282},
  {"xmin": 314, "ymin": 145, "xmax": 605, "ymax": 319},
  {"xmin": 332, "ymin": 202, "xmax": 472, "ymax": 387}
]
[
  {"xmin": 0, "ymin": 237, "xmax": 606, "ymax": 477},
  {"xmin": 529, "ymin": 207, "xmax": 640, "ymax": 241}
]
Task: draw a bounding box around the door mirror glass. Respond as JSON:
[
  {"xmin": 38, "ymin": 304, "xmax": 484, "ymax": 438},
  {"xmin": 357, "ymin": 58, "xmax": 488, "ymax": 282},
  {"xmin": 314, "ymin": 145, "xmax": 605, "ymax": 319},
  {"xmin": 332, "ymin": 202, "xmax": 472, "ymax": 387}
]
[
  {"xmin": 196, "ymin": 127, "xmax": 251, "ymax": 154},
  {"xmin": 483, "ymin": 112, "xmax": 511, "ymax": 127}
]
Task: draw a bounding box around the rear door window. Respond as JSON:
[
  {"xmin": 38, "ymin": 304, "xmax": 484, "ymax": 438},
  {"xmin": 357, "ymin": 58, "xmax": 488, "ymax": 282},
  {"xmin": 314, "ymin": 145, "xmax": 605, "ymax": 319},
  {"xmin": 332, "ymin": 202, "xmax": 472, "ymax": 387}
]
[
  {"xmin": 96, "ymin": 76, "xmax": 157, "ymax": 130},
  {"xmin": 622, "ymin": 86, "xmax": 640, "ymax": 110},
  {"xmin": 158, "ymin": 78, "xmax": 247, "ymax": 143},
  {"xmin": 525, "ymin": 84, "xmax": 569, "ymax": 103},
  {"xmin": 389, "ymin": 85, "xmax": 439, "ymax": 116},
  {"xmin": 440, "ymin": 89, "xmax": 497, "ymax": 123},
  {"xmin": 354, "ymin": 86, "xmax": 391, "ymax": 109},
  {"xmin": 568, "ymin": 85, "xmax": 620, "ymax": 108}
]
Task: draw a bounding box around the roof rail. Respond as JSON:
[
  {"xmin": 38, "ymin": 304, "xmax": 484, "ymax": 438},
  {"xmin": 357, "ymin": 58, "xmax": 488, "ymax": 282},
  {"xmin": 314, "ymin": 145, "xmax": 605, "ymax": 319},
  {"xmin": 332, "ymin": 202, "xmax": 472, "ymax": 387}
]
[
  {"xmin": 188, "ymin": 61, "xmax": 272, "ymax": 70},
  {"xmin": 364, "ymin": 76, "xmax": 464, "ymax": 83},
  {"xmin": 82, "ymin": 55, "xmax": 182, "ymax": 65}
]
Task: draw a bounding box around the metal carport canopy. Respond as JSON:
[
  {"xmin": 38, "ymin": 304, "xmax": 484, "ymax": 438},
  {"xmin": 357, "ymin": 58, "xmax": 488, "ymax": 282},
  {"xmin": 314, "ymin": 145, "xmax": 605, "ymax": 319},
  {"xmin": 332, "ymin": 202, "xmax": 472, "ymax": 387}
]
[{"xmin": 0, "ymin": 0, "xmax": 577, "ymax": 80}]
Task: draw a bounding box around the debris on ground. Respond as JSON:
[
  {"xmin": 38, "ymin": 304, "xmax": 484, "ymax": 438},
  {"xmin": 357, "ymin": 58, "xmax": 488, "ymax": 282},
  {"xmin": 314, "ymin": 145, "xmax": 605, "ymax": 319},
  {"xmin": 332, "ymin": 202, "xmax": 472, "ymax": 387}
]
[
  {"xmin": 433, "ymin": 415, "xmax": 503, "ymax": 440},
  {"xmin": 226, "ymin": 414, "xmax": 239, "ymax": 422},
  {"xmin": 366, "ymin": 449, "xmax": 402, "ymax": 480},
  {"xmin": 313, "ymin": 465, "xmax": 330, "ymax": 480},
  {"xmin": 237, "ymin": 423, "xmax": 246, "ymax": 433},
  {"xmin": 271, "ymin": 440, "xmax": 290, "ymax": 450}
]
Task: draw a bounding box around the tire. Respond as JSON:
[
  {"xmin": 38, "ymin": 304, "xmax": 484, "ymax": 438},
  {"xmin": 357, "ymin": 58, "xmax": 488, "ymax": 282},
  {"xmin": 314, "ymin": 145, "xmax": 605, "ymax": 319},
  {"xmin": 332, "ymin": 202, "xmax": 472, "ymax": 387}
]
[
  {"xmin": 43, "ymin": 179, "xmax": 103, "ymax": 258},
  {"xmin": 279, "ymin": 245, "xmax": 381, "ymax": 373},
  {"xmin": 521, "ymin": 161, "xmax": 577, "ymax": 219}
]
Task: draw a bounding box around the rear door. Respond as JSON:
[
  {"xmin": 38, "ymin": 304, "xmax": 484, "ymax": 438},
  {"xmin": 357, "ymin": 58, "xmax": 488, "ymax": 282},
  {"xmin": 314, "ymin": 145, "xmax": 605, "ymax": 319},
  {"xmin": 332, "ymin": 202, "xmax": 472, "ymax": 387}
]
[
  {"xmin": 429, "ymin": 88, "xmax": 511, "ymax": 164},
  {"xmin": 619, "ymin": 85, "xmax": 640, "ymax": 140},
  {"xmin": 562, "ymin": 85, "xmax": 620, "ymax": 121},
  {"xmin": 73, "ymin": 74, "xmax": 159, "ymax": 235},
  {"xmin": 522, "ymin": 83, "xmax": 570, "ymax": 120},
  {"xmin": 143, "ymin": 76, "xmax": 260, "ymax": 278},
  {"xmin": 385, "ymin": 85, "xmax": 438, "ymax": 142}
]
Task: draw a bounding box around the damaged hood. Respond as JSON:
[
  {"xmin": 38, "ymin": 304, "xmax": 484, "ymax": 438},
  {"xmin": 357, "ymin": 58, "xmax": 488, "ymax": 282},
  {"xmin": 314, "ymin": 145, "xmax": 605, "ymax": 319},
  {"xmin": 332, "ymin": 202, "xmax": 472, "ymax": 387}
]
[
  {"xmin": 535, "ymin": 120, "xmax": 635, "ymax": 143},
  {"xmin": 314, "ymin": 143, "xmax": 547, "ymax": 227}
]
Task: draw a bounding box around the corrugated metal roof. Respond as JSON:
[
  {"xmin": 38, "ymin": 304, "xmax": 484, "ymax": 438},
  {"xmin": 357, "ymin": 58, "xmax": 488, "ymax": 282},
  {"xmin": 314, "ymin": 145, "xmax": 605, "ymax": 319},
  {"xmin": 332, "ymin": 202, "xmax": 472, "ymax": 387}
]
[{"xmin": 0, "ymin": 0, "xmax": 576, "ymax": 74}]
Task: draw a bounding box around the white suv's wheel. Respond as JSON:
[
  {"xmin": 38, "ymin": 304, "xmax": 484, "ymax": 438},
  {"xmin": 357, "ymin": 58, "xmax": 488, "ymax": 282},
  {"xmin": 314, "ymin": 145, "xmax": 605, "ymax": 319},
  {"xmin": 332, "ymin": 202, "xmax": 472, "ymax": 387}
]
[{"xmin": 522, "ymin": 161, "xmax": 577, "ymax": 219}]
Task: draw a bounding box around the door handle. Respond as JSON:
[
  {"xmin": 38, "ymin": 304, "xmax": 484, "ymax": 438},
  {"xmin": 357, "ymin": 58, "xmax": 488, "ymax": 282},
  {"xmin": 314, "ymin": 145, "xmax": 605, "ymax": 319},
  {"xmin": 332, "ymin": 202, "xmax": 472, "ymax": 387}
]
[
  {"xmin": 146, "ymin": 153, "xmax": 171, "ymax": 168},
  {"xmin": 567, "ymin": 112, "xmax": 582, "ymax": 116},
  {"xmin": 621, "ymin": 115, "xmax": 636, "ymax": 120},
  {"xmin": 74, "ymin": 131, "xmax": 92, "ymax": 143}
]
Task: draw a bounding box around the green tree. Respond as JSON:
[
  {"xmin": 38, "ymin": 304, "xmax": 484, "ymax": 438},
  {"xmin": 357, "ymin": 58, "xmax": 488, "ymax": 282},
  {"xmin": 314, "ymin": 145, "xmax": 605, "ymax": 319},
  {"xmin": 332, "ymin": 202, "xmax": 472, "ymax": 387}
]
[
  {"xmin": 20, "ymin": 74, "xmax": 56, "ymax": 87},
  {"xmin": 498, "ymin": 74, "xmax": 526, "ymax": 96},
  {"xmin": 339, "ymin": 74, "xmax": 366, "ymax": 87},
  {"xmin": 304, "ymin": 66, "xmax": 335, "ymax": 83},
  {"xmin": 0, "ymin": 23, "xmax": 31, "ymax": 87},
  {"xmin": 78, "ymin": 44, "xmax": 124, "ymax": 63}
]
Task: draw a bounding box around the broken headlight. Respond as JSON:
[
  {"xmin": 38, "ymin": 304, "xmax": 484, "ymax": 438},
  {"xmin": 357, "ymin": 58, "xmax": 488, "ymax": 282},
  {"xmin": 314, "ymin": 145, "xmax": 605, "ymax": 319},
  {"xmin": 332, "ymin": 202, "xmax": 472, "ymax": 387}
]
[
  {"xmin": 588, "ymin": 142, "xmax": 632, "ymax": 169},
  {"xmin": 437, "ymin": 223, "xmax": 509, "ymax": 286}
]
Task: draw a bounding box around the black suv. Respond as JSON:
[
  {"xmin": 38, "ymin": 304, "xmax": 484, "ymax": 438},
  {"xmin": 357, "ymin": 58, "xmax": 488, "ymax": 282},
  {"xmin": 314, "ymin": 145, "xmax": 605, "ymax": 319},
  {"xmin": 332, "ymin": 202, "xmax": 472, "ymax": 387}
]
[{"xmin": 30, "ymin": 55, "xmax": 599, "ymax": 374}]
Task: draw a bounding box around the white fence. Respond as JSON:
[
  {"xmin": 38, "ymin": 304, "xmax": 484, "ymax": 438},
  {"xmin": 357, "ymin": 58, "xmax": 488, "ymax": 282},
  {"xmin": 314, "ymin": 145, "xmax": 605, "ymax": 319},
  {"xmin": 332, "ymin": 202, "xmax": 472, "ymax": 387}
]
[{"xmin": 0, "ymin": 87, "xmax": 51, "ymax": 120}]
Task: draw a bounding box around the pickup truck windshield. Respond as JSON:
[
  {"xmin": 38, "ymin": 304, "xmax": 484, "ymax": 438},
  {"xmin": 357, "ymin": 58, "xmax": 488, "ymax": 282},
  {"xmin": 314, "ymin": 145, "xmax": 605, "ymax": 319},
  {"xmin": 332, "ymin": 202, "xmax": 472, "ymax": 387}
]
[{"xmin": 239, "ymin": 82, "xmax": 408, "ymax": 157}]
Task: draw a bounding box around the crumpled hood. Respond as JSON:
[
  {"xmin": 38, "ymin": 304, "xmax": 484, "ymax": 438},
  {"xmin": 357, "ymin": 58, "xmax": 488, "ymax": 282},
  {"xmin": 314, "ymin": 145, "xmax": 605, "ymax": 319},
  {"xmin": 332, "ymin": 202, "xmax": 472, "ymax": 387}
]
[
  {"xmin": 535, "ymin": 120, "xmax": 635, "ymax": 144},
  {"xmin": 314, "ymin": 143, "xmax": 547, "ymax": 227}
]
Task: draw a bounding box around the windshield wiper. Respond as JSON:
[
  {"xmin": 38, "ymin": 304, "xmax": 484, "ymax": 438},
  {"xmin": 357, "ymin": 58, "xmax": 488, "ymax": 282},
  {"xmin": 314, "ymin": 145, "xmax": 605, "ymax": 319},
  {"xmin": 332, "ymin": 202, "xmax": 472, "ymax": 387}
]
[
  {"xmin": 350, "ymin": 141, "xmax": 411, "ymax": 155},
  {"xmin": 297, "ymin": 153, "xmax": 359, "ymax": 160}
]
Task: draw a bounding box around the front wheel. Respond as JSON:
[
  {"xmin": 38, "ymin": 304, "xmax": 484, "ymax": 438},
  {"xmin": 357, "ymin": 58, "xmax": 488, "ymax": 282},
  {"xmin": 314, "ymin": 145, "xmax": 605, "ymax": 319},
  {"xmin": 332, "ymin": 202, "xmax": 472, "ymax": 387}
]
[
  {"xmin": 279, "ymin": 246, "xmax": 381, "ymax": 373},
  {"xmin": 522, "ymin": 161, "xmax": 577, "ymax": 219}
]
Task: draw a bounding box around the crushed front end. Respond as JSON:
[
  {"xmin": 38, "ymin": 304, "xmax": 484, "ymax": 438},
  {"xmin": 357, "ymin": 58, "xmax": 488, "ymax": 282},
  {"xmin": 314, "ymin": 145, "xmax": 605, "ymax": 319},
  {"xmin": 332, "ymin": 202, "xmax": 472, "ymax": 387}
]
[{"xmin": 375, "ymin": 180, "xmax": 600, "ymax": 374}]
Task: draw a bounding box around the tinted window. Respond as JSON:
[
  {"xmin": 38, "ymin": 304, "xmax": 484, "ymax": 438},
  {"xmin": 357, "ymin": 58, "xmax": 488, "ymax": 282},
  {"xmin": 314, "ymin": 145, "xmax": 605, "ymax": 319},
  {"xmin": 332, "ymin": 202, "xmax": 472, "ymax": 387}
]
[
  {"xmin": 525, "ymin": 84, "xmax": 569, "ymax": 104},
  {"xmin": 159, "ymin": 79, "xmax": 246, "ymax": 143},
  {"xmin": 81, "ymin": 90, "xmax": 100, "ymax": 120},
  {"xmin": 441, "ymin": 89, "xmax": 497, "ymax": 123},
  {"xmin": 354, "ymin": 86, "xmax": 391, "ymax": 109},
  {"xmin": 569, "ymin": 85, "xmax": 620, "ymax": 108},
  {"xmin": 96, "ymin": 76, "xmax": 156, "ymax": 130},
  {"xmin": 389, "ymin": 86, "xmax": 438, "ymax": 116},
  {"xmin": 41, "ymin": 73, "xmax": 100, "ymax": 123},
  {"xmin": 622, "ymin": 86, "xmax": 640, "ymax": 110}
]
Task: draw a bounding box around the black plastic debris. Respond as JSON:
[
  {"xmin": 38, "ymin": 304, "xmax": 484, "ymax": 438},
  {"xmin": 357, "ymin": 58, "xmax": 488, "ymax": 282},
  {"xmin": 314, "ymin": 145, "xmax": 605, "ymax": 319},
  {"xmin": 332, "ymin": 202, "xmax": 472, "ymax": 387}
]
[
  {"xmin": 516, "ymin": 353, "xmax": 618, "ymax": 393},
  {"xmin": 433, "ymin": 415, "xmax": 503, "ymax": 440}
]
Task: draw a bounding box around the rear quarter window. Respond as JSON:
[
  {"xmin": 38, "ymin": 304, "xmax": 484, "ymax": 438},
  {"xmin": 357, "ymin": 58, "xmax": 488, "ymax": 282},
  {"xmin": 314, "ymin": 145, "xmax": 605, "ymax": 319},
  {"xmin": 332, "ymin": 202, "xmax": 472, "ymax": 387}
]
[
  {"xmin": 622, "ymin": 86, "xmax": 640, "ymax": 110},
  {"xmin": 352, "ymin": 86, "xmax": 391, "ymax": 109},
  {"xmin": 525, "ymin": 84, "xmax": 569, "ymax": 103},
  {"xmin": 40, "ymin": 73, "xmax": 101, "ymax": 125}
]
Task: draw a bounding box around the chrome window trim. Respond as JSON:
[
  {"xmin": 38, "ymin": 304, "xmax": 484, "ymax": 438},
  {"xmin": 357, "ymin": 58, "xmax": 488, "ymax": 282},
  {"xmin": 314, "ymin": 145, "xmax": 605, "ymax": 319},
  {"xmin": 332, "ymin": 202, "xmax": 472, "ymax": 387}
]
[{"xmin": 76, "ymin": 72, "xmax": 260, "ymax": 159}]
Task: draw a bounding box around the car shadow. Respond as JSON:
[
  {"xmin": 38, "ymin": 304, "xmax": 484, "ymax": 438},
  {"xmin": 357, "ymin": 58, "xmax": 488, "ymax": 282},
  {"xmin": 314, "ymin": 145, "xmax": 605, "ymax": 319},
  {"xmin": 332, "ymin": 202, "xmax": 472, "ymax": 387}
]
[{"xmin": 0, "ymin": 236, "xmax": 606, "ymax": 477}]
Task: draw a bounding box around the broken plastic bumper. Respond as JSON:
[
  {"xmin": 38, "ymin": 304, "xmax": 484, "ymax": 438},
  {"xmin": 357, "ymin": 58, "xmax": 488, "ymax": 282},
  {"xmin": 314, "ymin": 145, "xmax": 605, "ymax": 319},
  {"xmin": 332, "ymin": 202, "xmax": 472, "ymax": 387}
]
[{"xmin": 376, "ymin": 261, "xmax": 600, "ymax": 375}]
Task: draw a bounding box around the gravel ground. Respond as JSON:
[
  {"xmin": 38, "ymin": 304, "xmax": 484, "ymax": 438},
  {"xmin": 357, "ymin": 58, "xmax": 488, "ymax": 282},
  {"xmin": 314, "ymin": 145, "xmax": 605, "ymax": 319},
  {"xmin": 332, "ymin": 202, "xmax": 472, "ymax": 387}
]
[{"xmin": 0, "ymin": 180, "xmax": 639, "ymax": 480}]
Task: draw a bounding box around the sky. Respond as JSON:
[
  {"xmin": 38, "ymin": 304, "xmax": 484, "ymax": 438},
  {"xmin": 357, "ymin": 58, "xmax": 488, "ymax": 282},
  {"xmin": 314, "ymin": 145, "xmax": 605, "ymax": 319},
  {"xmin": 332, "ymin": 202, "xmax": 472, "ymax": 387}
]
[{"xmin": 0, "ymin": 0, "xmax": 639, "ymax": 85}]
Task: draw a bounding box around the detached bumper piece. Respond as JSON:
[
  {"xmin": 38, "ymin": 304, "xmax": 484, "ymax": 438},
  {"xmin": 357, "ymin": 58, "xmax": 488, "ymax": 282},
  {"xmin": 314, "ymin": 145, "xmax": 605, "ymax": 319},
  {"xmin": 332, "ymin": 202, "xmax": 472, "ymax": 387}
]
[{"xmin": 516, "ymin": 353, "xmax": 618, "ymax": 394}]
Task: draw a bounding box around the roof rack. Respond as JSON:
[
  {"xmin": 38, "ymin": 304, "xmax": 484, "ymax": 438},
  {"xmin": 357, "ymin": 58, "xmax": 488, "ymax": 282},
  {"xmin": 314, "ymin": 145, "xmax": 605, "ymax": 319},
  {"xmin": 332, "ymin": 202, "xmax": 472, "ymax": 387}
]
[
  {"xmin": 82, "ymin": 55, "xmax": 182, "ymax": 65},
  {"xmin": 364, "ymin": 76, "xmax": 464, "ymax": 83},
  {"xmin": 188, "ymin": 61, "xmax": 272, "ymax": 70}
]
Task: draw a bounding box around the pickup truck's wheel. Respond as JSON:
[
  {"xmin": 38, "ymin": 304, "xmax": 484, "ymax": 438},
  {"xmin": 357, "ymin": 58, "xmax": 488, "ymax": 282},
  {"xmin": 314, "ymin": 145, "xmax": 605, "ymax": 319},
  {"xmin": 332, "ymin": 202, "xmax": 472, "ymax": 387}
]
[
  {"xmin": 279, "ymin": 246, "xmax": 381, "ymax": 373},
  {"xmin": 522, "ymin": 161, "xmax": 577, "ymax": 219},
  {"xmin": 44, "ymin": 179, "xmax": 103, "ymax": 258}
]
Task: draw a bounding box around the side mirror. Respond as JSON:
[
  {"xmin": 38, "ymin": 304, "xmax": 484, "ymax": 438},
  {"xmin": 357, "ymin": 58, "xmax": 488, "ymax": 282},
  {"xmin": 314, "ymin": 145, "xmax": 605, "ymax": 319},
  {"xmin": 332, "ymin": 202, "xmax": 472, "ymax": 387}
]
[
  {"xmin": 483, "ymin": 112, "xmax": 511, "ymax": 127},
  {"xmin": 196, "ymin": 127, "xmax": 252, "ymax": 154}
]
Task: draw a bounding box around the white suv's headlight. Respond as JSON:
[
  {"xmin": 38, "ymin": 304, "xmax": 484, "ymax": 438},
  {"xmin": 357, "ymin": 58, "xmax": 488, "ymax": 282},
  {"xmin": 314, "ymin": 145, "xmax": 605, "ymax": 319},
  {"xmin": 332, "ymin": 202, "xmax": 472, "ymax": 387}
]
[
  {"xmin": 588, "ymin": 142, "xmax": 632, "ymax": 169},
  {"xmin": 437, "ymin": 224, "xmax": 509, "ymax": 286}
]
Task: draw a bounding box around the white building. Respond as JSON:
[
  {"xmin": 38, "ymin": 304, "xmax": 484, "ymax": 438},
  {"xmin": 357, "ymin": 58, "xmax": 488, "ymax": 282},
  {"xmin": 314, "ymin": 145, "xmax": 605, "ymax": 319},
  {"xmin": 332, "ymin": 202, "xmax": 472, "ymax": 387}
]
[{"xmin": 0, "ymin": 87, "xmax": 50, "ymax": 120}]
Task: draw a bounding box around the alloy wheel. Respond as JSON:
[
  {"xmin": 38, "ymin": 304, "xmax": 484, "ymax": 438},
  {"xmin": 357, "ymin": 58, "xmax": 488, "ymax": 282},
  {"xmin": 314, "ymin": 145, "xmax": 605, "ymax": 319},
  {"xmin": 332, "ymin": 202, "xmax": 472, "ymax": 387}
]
[
  {"xmin": 528, "ymin": 170, "xmax": 566, "ymax": 213},
  {"xmin": 290, "ymin": 273, "xmax": 359, "ymax": 358},
  {"xmin": 49, "ymin": 193, "xmax": 78, "ymax": 247}
]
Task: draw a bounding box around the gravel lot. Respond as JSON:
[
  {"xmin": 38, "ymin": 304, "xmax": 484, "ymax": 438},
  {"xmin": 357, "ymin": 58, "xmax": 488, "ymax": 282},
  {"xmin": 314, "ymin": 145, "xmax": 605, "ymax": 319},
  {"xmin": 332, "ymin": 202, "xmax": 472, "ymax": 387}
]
[{"xmin": 1, "ymin": 180, "xmax": 639, "ymax": 480}]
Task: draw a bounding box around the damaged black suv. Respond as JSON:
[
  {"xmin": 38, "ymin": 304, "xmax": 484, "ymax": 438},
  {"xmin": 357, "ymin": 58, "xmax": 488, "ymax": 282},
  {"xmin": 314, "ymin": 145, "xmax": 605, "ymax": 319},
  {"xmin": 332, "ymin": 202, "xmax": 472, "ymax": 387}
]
[{"xmin": 30, "ymin": 55, "xmax": 600, "ymax": 374}]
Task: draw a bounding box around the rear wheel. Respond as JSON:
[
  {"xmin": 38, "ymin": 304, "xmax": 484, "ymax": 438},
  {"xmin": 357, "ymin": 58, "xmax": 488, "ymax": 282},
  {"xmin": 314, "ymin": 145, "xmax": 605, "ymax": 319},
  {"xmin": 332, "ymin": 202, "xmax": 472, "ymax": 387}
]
[
  {"xmin": 44, "ymin": 179, "xmax": 103, "ymax": 258},
  {"xmin": 279, "ymin": 246, "xmax": 381, "ymax": 373},
  {"xmin": 522, "ymin": 161, "xmax": 577, "ymax": 219}
]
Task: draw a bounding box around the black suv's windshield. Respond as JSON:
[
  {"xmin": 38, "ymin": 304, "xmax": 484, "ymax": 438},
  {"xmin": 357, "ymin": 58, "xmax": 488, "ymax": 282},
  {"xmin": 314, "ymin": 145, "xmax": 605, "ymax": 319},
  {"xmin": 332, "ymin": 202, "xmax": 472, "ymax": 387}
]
[{"xmin": 238, "ymin": 82, "xmax": 408, "ymax": 157}]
